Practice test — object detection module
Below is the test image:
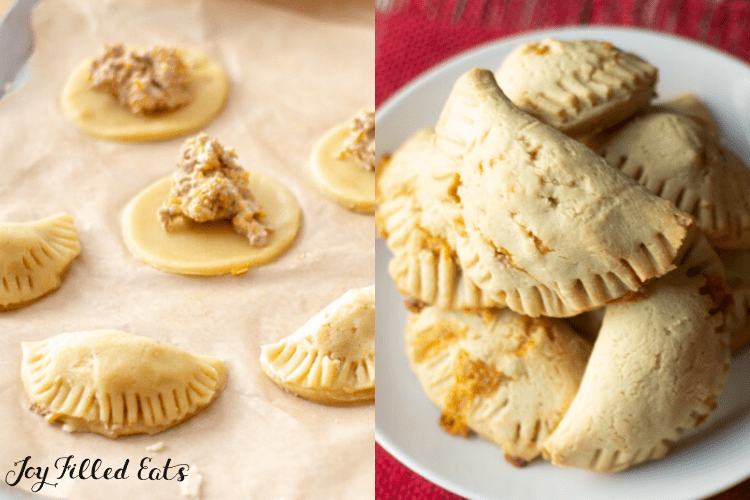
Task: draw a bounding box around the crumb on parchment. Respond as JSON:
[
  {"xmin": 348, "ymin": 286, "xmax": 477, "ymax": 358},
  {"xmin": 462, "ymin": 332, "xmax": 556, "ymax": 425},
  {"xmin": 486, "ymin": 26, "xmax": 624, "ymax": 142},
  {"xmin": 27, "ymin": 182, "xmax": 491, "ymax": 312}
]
[
  {"xmin": 180, "ymin": 464, "xmax": 202, "ymax": 499},
  {"xmin": 145, "ymin": 442, "xmax": 165, "ymax": 452}
]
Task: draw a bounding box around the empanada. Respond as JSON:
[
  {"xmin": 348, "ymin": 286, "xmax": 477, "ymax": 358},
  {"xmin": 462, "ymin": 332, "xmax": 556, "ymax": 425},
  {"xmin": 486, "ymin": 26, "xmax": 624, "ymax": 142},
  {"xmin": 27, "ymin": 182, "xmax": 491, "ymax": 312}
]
[
  {"xmin": 496, "ymin": 38, "xmax": 657, "ymax": 138},
  {"xmin": 0, "ymin": 213, "xmax": 80, "ymax": 311},
  {"xmin": 542, "ymin": 229, "xmax": 730, "ymax": 471},
  {"xmin": 21, "ymin": 330, "xmax": 227, "ymax": 438},
  {"xmin": 599, "ymin": 111, "xmax": 750, "ymax": 248},
  {"xmin": 260, "ymin": 286, "xmax": 374, "ymax": 404},
  {"xmin": 405, "ymin": 305, "xmax": 591, "ymax": 465},
  {"xmin": 435, "ymin": 68, "xmax": 692, "ymax": 318},
  {"xmin": 377, "ymin": 129, "xmax": 502, "ymax": 310},
  {"xmin": 717, "ymin": 248, "xmax": 750, "ymax": 353},
  {"xmin": 653, "ymin": 93, "xmax": 719, "ymax": 138}
]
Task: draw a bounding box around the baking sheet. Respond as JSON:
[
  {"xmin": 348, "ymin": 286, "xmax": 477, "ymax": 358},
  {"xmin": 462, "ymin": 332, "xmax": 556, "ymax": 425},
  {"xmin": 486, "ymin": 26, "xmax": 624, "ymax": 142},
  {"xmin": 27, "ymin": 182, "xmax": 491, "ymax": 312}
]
[{"xmin": 0, "ymin": 0, "xmax": 374, "ymax": 498}]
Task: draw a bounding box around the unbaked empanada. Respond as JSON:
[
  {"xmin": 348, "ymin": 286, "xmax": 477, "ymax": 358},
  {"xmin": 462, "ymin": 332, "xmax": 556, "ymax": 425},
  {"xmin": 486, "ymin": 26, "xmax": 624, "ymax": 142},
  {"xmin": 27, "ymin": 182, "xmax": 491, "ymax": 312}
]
[
  {"xmin": 260, "ymin": 286, "xmax": 374, "ymax": 404},
  {"xmin": 0, "ymin": 213, "xmax": 80, "ymax": 310},
  {"xmin": 435, "ymin": 68, "xmax": 692, "ymax": 318},
  {"xmin": 405, "ymin": 305, "xmax": 591, "ymax": 465},
  {"xmin": 21, "ymin": 330, "xmax": 227, "ymax": 438},
  {"xmin": 599, "ymin": 111, "xmax": 750, "ymax": 248},
  {"xmin": 542, "ymin": 229, "xmax": 730, "ymax": 471},
  {"xmin": 496, "ymin": 38, "xmax": 657, "ymax": 138}
]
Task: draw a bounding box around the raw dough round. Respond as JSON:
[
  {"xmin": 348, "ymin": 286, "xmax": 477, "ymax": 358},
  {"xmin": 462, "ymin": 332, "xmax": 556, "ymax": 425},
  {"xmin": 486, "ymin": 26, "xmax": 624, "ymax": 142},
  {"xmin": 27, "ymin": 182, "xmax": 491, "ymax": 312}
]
[
  {"xmin": 309, "ymin": 122, "xmax": 375, "ymax": 213},
  {"xmin": 61, "ymin": 48, "xmax": 229, "ymax": 142},
  {"xmin": 122, "ymin": 174, "xmax": 302, "ymax": 275}
]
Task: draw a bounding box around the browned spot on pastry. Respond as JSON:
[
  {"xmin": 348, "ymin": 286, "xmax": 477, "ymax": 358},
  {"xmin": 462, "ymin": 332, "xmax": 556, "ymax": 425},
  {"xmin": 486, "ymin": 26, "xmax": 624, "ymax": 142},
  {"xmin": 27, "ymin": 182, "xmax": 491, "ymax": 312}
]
[
  {"xmin": 605, "ymin": 287, "xmax": 649, "ymax": 305},
  {"xmin": 454, "ymin": 216, "xmax": 468, "ymax": 238},
  {"xmin": 447, "ymin": 173, "xmax": 462, "ymax": 203},
  {"xmin": 404, "ymin": 297, "xmax": 426, "ymax": 313},
  {"xmin": 504, "ymin": 454, "xmax": 529, "ymax": 468},
  {"xmin": 410, "ymin": 321, "xmax": 467, "ymax": 364},
  {"xmin": 569, "ymin": 94, "xmax": 581, "ymax": 113},
  {"xmin": 699, "ymin": 272, "xmax": 732, "ymax": 317},
  {"xmin": 439, "ymin": 349, "xmax": 508, "ymax": 437},
  {"xmin": 417, "ymin": 227, "xmax": 452, "ymax": 256},
  {"xmin": 524, "ymin": 42, "xmax": 550, "ymax": 56}
]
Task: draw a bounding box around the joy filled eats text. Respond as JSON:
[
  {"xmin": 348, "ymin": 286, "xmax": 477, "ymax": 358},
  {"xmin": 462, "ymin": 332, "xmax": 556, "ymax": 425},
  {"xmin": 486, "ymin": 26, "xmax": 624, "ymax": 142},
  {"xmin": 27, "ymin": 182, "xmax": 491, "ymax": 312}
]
[{"xmin": 5, "ymin": 455, "xmax": 190, "ymax": 492}]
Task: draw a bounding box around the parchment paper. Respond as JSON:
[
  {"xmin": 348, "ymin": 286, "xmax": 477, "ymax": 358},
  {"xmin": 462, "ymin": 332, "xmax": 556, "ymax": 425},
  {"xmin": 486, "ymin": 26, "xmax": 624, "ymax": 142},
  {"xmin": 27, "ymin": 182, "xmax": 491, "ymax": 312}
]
[{"xmin": 0, "ymin": 0, "xmax": 374, "ymax": 498}]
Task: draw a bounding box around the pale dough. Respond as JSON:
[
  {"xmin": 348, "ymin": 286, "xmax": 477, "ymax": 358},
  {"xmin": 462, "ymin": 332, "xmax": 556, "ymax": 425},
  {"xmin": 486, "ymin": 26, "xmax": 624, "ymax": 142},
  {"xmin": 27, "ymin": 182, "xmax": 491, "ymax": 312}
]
[
  {"xmin": 310, "ymin": 122, "xmax": 375, "ymax": 213},
  {"xmin": 61, "ymin": 48, "xmax": 229, "ymax": 142},
  {"xmin": 122, "ymin": 174, "xmax": 301, "ymax": 275},
  {"xmin": 260, "ymin": 286, "xmax": 375, "ymax": 405}
]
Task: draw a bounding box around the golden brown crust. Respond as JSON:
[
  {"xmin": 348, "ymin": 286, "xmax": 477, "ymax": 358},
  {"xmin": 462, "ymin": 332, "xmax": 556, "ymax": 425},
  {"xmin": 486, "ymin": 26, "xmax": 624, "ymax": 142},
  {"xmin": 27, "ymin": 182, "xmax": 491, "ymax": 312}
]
[
  {"xmin": 405, "ymin": 305, "xmax": 592, "ymax": 462},
  {"xmin": 435, "ymin": 68, "xmax": 691, "ymax": 318},
  {"xmin": 599, "ymin": 111, "xmax": 750, "ymax": 248},
  {"xmin": 496, "ymin": 39, "xmax": 657, "ymax": 138},
  {"xmin": 542, "ymin": 229, "xmax": 730, "ymax": 471}
]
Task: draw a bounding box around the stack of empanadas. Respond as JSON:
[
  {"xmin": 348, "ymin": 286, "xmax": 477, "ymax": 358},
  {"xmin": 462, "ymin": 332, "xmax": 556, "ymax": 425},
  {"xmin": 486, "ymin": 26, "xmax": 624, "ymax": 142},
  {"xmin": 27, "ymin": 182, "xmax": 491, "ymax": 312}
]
[{"xmin": 377, "ymin": 38, "xmax": 746, "ymax": 472}]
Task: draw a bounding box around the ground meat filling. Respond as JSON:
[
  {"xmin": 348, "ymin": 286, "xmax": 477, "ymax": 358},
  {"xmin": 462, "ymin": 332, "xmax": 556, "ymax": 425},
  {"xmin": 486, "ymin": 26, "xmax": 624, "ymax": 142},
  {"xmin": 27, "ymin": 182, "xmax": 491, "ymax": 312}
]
[
  {"xmin": 89, "ymin": 44, "xmax": 192, "ymax": 115},
  {"xmin": 338, "ymin": 110, "xmax": 375, "ymax": 171},
  {"xmin": 158, "ymin": 133, "xmax": 273, "ymax": 246}
]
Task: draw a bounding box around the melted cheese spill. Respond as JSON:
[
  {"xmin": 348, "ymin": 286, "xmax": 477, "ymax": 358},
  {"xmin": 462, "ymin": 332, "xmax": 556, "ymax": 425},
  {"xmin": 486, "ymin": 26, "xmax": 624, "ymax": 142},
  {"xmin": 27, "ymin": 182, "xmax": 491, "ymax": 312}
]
[
  {"xmin": 122, "ymin": 173, "xmax": 301, "ymax": 275},
  {"xmin": 309, "ymin": 122, "xmax": 375, "ymax": 214},
  {"xmin": 61, "ymin": 48, "xmax": 229, "ymax": 142}
]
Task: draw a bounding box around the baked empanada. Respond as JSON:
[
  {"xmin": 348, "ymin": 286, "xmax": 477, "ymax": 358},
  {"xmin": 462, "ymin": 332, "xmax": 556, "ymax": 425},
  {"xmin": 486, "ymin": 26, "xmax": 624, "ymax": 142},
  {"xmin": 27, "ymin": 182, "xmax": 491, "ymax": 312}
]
[
  {"xmin": 542, "ymin": 229, "xmax": 730, "ymax": 471},
  {"xmin": 496, "ymin": 38, "xmax": 657, "ymax": 138},
  {"xmin": 405, "ymin": 305, "xmax": 591, "ymax": 465},
  {"xmin": 599, "ymin": 111, "xmax": 750, "ymax": 248},
  {"xmin": 377, "ymin": 129, "xmax": 502, "ymax": 310},
  {"xmin": 21, "ymin": 330, "xmax": 227, "ymax": 438},
  {"xmin": 717, "ymin": 248, "xmax": 750, "ymax": 353},
  {"xmin": 260, "ymin": 286, "xmax": 374, "ymax": 404},
  {"xmin": 0, "ymin": 213, "xmax": 80, "ymax": 311},
  {"xmin": 653, "ymin": 93, "xmax": 719, "ymax": 139},
  {"xmin": 435, "ymin": 68, "xmax": 692, "ymax": 318}
]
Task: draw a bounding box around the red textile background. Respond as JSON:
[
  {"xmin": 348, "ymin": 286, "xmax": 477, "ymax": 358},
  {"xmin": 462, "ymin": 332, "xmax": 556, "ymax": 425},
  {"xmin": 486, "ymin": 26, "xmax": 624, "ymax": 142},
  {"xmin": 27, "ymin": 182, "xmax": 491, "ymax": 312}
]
[{"xmin": 375, "ymin": 1, "xmax": 750, "ymax": 499}]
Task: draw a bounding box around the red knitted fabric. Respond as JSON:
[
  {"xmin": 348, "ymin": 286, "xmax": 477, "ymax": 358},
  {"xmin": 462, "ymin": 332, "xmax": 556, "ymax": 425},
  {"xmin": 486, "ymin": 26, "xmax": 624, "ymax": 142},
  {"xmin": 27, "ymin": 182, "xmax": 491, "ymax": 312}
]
[{"xmin": 376, "ymin": 0, "xmax": 750, "ymax": 107}]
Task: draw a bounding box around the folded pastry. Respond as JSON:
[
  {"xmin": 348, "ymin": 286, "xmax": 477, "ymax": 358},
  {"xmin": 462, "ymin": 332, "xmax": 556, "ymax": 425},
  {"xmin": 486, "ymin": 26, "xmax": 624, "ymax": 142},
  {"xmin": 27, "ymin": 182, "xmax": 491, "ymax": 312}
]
[
  {"xmin": 0, "ymin": 213, "xmax": 80, "ymax": 311},
  {"xmin": 405, "ymin": 305, "xmax": 591, "ymax": 465},
  {"xmin": 21, "ymin": 330, "xmax": 227, "ymax": 438},
  {"xmin": 496, "ymin": 38, "xmax": 657, "ymax": 138},
  {"xmin": 435, "ymin": 68, "xmax": 692, "ymax": 318},
  {"xmin": 377, "ymin": 129, "xmax": 503, "ymax": 310},
  {"xmin": 653, "ymin": 93, "xmax": 719, "ymax": 139},
  {"xmin": 717, "ymin": 248, "xmax": 750, "ymax": 353},
  {"xmin": 542, "ymin": 229, "xmax": 730, "ymax": 471},
  {"xmin": 260, "ymin": 286, "xmax": 374, "ymax": 404},
  {"xmin": 598, "ymin": 111, "xmax": 750, "ymax": 248}
]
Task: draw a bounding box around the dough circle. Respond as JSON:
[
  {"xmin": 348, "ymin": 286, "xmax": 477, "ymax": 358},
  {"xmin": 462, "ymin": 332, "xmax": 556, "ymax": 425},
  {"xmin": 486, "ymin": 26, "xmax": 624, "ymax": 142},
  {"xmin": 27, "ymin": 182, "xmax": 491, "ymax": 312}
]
[
  {"xmin": 61, "ymin": 48, "xmax": 229, "ymax": 142},
  {"xmin": 309, "ymin": 122, "xmax": 375, "ymax": 213},
  {"xmin": 122, "ymin": 173, "xmax": 302, "ymax": 275}
]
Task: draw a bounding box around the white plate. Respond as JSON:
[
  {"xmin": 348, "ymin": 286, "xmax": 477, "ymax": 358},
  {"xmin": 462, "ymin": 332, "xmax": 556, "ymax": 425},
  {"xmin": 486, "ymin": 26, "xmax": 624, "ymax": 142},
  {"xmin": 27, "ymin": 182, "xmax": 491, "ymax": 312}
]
[{"xmin": 375, "ymin": 26, "xmax": 750, "ymax": 500}]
